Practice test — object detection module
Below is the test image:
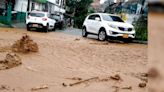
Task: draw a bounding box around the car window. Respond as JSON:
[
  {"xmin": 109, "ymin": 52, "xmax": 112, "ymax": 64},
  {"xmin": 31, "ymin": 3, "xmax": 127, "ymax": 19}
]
[
  {"xmin": 94, "ymin": 15, "xmax": 101, "ymax": 21},
  {"xmin": 88, "ymin": 15, "xmax": 96, "ymax": 20},
  {"xmin": 88, "ymin": 14, "xmax": 101, "ymax": 20},
  {"xmin": 102, "ymin": 15, "xmax": 124, "ymax": 22},
  {"xmin": 30, "ymin": 13, "xmax": 45, "ymax": 17}
]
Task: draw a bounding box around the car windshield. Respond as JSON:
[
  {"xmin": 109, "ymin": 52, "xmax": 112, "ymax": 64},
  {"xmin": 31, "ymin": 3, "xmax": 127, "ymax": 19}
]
[
  {"xmin": 102, "ymin": 15, "xmax": 124, "ymax": 22},
  {"xmin": 30, "ymin": 13, "xmax": 45, "ymax": 17}
]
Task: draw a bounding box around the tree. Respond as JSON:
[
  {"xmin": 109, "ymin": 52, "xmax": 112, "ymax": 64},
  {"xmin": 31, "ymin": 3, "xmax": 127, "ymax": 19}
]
[{"xmin": 66, "ymin": 0, "xmax": 93, "ymax": 28}]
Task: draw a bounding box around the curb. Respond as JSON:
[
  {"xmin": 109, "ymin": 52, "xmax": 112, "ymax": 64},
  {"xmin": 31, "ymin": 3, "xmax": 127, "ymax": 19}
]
[{"xmin": 132, "ymin": 40, "xmax": 148, "ymax": 44}]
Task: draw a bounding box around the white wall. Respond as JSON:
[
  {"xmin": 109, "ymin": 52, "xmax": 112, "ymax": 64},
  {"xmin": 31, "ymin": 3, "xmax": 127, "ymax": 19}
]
[
  {"xmin": 14, "ymin": 0, "xmax": 28, "ymax": 12},
  {"xmin": 48, "ymin": 0, "xmax": 61, "ymax": 6},
  {"xmin": 126, "ymin": 14, "xmax": 140, "ymax": 24}
]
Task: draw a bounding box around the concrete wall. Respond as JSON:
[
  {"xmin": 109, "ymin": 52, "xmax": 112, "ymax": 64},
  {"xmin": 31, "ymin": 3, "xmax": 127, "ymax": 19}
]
[{"xmin": 14, "ymin": 0, "xmax": 28, "ymax": 12}]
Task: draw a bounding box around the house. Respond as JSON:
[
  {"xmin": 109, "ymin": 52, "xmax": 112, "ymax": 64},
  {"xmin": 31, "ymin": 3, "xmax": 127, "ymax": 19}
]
[
  {"xmin": 0, "ymin": 0, "xmax": 66, "ymax": 25},
  {"xmin": 14, "ymin": 0, "xmax": 65, "ymax": 13}
]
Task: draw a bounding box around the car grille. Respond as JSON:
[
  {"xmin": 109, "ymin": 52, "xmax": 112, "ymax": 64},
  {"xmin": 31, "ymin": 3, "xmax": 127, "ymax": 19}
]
[{"xmin": 118, "ymin": 27, "xmax": 133, "ymax": 32}]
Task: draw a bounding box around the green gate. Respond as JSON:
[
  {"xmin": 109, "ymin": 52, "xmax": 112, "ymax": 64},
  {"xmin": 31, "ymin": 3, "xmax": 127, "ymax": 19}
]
[{"xmin": 0, "ymin": 3, "xmax": 12, "ymax": 25}]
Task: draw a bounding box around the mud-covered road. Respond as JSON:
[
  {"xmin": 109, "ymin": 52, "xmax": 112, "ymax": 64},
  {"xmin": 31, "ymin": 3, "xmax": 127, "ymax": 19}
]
[{"xmin": 0, "ymin": 28, "xmax": 147, "ymax": 92}]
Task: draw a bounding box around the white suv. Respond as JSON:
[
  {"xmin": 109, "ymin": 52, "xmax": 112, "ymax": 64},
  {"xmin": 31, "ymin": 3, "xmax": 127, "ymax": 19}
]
[
  {"xmin": 26, "ymin": 11, "xmax": 56, "ymax": 32},
  {"xmin": 82, "ymin": 13, "xmax": 135, "ymax": 41}
]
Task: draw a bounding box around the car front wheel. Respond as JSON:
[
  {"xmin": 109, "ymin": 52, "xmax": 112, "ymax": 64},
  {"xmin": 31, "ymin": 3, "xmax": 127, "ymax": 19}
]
[
  {"xmin": 82, "ymin": 27, "xmax": 88, "ymax": 37},
  {"xmin": 53, "ymin": 24, "xmax": 56, "ymax": 31},
  {"xmin": 98, "ymin": 29, "xmax": 107, "ymax": 41}
]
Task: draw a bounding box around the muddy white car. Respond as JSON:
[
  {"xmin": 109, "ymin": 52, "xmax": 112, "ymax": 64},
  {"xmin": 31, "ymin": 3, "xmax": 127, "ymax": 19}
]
[
  {"xmin": 26, "ymin": 11, "xmax": 56, "ymax": 32},
  {"xmin": 82, "ymin": 13, "xmax": 135, "ymax": 41}
]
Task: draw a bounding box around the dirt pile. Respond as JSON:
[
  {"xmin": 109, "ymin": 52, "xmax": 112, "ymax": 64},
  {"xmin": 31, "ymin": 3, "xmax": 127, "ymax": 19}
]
[
  {"xmin": 0, "ymin": 53, "xmax": 22, "ymax": 70},
  {"xmin": 12, "ymin": 35, "xmax": 38, "ymax": 53}
]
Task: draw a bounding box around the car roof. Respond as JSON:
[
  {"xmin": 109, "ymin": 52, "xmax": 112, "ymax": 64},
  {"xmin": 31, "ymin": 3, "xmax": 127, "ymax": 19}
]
[{"xmin": 89, "ymin": 13, "xmax": 119, "ymax": 17}]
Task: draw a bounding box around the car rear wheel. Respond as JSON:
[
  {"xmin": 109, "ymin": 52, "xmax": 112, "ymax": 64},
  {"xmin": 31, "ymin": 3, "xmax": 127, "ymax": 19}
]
[
  {"xmin": 27, "ymin": 24, "xmax": 31, "ymax": 31},
  {"xmin": 44, "ymin": 24, "xmax": 49, "ymax": 33},
  {"xmin": 98, "ymin": 29, "xmax": 107, "ymax": 41},
  {"xmin": 82, "ymin": 27, "xmax": 88, "ymax": 37}
]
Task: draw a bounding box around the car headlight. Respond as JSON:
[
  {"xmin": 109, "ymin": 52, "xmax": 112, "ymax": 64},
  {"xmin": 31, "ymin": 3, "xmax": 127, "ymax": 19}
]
[{"xmin": 109, "ymin": 24, "xmax": 118, "ymax": 29}]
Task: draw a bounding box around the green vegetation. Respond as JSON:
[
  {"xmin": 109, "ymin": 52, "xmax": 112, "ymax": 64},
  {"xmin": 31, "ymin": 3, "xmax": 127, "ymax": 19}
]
[
  {"xmin": 66, "ymin": 0, "xmax": 93, "ymax": 28},
  {"xmin": 133, "ymin": 14, "xmax": 148, "ymax": 41}
]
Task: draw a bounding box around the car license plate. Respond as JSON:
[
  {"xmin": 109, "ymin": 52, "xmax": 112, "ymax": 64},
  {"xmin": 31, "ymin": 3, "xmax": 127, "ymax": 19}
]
[
  {"xmin": 33, "ymin": 24, "xmax": 38, "ymax": 27},
  {"xmin": 123, "ymin": 34, "xmax": 129, "ymax": 38}
]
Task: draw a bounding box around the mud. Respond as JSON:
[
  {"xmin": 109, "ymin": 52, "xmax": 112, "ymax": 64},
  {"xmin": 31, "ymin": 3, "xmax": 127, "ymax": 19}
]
[
  {"xmin": 12, "ymin": 34, "xmax": 38, "ymax": 53},
  {"xmin": 0, "ymin": 53, "xmax": 22, "ymax": 70},
  {"xmin": 0, "ymin": 28, "xmax": 147, "ymax": 92}
]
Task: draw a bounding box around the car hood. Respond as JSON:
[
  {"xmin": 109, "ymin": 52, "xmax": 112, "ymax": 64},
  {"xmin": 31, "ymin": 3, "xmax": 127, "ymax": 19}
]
[{"xmin": 106, "ymin": 21, "xmax": 134, "ymax": 28}]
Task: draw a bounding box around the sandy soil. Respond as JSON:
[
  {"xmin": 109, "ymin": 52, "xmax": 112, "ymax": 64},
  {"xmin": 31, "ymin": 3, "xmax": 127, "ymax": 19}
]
[{"xmin": 0, "ymin": 28, "xmax": 147, "ymax": 92}]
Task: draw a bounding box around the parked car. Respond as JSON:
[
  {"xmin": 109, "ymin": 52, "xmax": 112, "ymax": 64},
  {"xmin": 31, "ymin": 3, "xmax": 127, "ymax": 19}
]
[
  {"xmin": 26, "ymin": 11, "xmax": 56, "ymax": 32},
  {"xmin": 51, "ymin": 14, "xmax": 64, "ymax": 29},
  {"xmin": 82, "ymin": 13, "xmax": 135, "ymax": 41}
]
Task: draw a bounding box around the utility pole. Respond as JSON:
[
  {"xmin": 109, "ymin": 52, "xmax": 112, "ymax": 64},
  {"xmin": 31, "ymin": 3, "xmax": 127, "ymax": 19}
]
[{"xmin": 27, "ymin": 0, "xmax": 30, "ymax": 12}]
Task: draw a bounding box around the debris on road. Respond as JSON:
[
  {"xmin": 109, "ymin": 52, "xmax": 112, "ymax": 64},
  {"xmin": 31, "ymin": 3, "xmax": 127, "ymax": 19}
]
[
  {"xmin": 66, "ymin": 77, "xmax": 82, "ymax": 81},
  {"xmin": 12, "ymin": 34, "xmax": 39, "ymax": 53},
  {"xmin": 99, "ymin": 77, "xmax": 111, "ymax": 82},
  {"xmin": 122, "ymin": 86, "xmax": 132, "ymax": 90},
  {"xmin": 25, "ymin": 66, "xmax": 38, "ymax": 72},
  {"xmin": 110, "ymin": 74, "xmax": 121, "ymax": 81},
  {"xmin": 62, "ymin": 83, "xmax": 67, "ymax": 87},
  {"xmin": 0, "ymin": 85, "xmax": 10, "ymax": 90},
  {"xmin": 31, "ymin": 85, "xmax": 48, "ymax": 91},
  {"xmin": 0, "ymin": 53, "xmax": 22, "ymax": 70},
  {"xmin": 138, "ymin": 82, "xmax": 147, "ymax": 88},
  {"xmin": 69, "ymin": 77, "xmax": 99, "ymax": 86}
]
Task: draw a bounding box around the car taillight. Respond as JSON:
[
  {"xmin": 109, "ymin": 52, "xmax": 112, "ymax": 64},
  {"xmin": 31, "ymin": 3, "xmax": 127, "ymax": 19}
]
[{"xmin": 42, "ymin": 18, "xmax": 47, "ymax": 21}]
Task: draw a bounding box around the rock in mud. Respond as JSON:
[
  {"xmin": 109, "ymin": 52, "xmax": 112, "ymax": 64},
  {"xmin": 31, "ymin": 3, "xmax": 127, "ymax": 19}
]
[
  {"xmin": 110, "ymin": 74, "xmax": 121, "ymax": 81},
  {"xmin": 12, "ymin": 34, "xmax": 39, "ymax": 53},
  {"xmin": 62, "ymin": 83, "xmax": 67, "ymax": 87},
  {"xmin": 138, "ymin": 83, "xmax": 147, "ymax": 88}
]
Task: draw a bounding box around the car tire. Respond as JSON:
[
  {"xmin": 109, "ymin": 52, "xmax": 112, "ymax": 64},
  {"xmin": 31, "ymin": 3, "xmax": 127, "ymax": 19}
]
[
  {"xmin": 27, "ymin": 24, "xmax": 31, "ymax": 31},
  {"xmin": 98, "ymin": 29, "xmax": 107, "ymax": 41},
  {"xmin": 123, "ymin": 38, "xmax": 133, "ymax": 43},
  {"xmin": 53, "ymin": 24, "xmax": 56, "ymax": 31},
  {"xmin": 82, "ymin": 27, "xmax": 88, "ymax": 37},
  {"xmin": 44, "ymin": 24, "xmax": 49, "ymax": 33}
]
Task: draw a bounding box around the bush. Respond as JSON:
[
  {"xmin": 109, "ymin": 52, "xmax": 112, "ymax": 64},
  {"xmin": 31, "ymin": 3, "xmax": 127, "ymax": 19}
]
[{"xmin": 133, "ymin": 14, "xmax": 148, "ymax": 41}]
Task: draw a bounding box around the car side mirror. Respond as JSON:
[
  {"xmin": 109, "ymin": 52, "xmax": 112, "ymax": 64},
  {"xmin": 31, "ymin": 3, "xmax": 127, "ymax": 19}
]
[{"xmin": 95, "ymin": 17, "xmax": 101, "ymax": 21}]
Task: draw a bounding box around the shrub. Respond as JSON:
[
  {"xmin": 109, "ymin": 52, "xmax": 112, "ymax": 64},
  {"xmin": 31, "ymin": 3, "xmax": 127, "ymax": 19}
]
[{"xmin": 133, "ymin": 14, "xmax": 148, "ymax": 41}]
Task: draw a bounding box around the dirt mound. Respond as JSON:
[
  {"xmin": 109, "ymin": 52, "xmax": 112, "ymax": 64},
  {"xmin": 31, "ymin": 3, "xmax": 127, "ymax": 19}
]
[
  {"xmin": 0, "ymin": 53, "xmax": 22, "ymax": 70},
  {"xmin": 12, "ymin": 35, "xmax": 38, "ymax": 53}
]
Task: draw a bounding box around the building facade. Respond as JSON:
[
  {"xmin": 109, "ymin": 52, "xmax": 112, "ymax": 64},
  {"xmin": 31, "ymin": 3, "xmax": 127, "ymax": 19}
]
[{"xmin": 0, "ymin": 0, "xmax": 66, "ymax": 25}]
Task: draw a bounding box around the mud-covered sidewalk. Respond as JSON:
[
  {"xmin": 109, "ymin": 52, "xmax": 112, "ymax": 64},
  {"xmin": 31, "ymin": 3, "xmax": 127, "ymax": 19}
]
[{"xmin": 0, "ymin": 28, "xmax": 147, "ymax": 92}]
